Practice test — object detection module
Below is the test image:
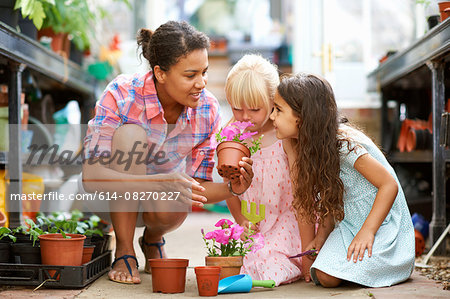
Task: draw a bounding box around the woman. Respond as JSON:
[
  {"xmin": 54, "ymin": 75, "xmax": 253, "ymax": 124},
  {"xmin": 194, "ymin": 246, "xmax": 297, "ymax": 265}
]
[{"xmin": 82, "ymin": 21, "xmax": 254, "ymax": 284}]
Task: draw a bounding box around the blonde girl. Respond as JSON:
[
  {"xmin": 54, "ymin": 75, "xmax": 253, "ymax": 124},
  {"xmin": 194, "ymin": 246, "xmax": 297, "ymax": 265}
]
[{"xmin": 224, "ymin": 54, "xmax": 303, "ymax": 286}]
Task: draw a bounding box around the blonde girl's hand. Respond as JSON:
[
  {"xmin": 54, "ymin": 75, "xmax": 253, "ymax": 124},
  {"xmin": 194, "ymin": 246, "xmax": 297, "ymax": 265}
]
[
  {"xmin": 229, "ymin": 157, "xmax": 254, "ymax": 195},
  {"xmin": 239, "ymin": 219, "xmax": 258, "ymax": 240},
  {"xmin": 347, "ymin": 228, "xmax": 375, "ymax": 263}
]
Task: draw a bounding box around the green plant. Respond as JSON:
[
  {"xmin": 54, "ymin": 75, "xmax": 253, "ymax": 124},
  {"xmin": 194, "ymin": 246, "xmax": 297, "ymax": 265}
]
[
  {"xmin": 201, "ymin": 218, "xmax": 264, "ymax": 257},
  {"xmin": 14, "ymin": 0, "xmax": 132, "ymax": 51},
  {"xmin": 0, "ymin": 227, "xmax": 17, "ymax": 242},
  {"xmin": 14, "ymin": 0, "xmax": 54, "ymax": 29},
  {"xmin": 210, "ymin": 121, "xmax": 263, "ymax": 155},
  {"xmin": 13, "ymin": 219, "xmax": 45, "ymax": 246},
  {"xmin": 36, "ymin": 211, "xmax": 103, "ymax": 236}
]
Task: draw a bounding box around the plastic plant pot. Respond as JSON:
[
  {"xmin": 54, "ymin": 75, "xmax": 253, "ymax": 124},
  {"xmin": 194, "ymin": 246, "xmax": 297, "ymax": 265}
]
[
  {"xmin": 216, "ymin": 141, "xmax": 250, "ymax": 181},
  {"xmin": 149, "ymin": 258, "xmax": 189, "ymax": 293},
  {"xmin": 38, "ymin": 233, "xmax": 85, "ymax": 279},
  {"xmin": 195, "ymin": 266, "xmax": 221, "ymax": 296},
  {"xmin": 82, "ymin": 245, "xmax": 95, "ymax": 264}
]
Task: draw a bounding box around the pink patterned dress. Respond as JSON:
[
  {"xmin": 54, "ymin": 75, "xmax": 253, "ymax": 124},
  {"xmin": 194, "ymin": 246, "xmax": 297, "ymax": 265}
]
[{"xmin": 239, "ymin": 140, "xmax": 302, "ymax": 286}]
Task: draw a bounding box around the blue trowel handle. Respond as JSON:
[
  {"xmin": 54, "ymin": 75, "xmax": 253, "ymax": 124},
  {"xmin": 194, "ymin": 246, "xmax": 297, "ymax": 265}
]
[{"xmin": 252, "ymin": 280, "xmax": 275, "ymax": 288}]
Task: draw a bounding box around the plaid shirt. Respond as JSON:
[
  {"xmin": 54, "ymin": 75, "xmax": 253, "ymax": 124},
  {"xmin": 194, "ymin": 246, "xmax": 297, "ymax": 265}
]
[{"xmin": 83, "ymin": 72, "xmax": 221, "ymax": 180}]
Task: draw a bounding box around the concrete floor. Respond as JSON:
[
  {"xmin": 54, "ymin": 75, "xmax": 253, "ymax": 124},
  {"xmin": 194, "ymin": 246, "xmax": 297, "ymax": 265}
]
[{"xmin": 0, "ymin": 212, "xmax": 449, "ymax": 298}]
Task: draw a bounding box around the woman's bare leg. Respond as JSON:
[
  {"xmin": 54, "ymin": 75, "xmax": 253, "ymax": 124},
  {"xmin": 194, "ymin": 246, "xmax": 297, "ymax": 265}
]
[{"xmin": 107, "ymin": 124, "xmax": 147, "ymax": 284}]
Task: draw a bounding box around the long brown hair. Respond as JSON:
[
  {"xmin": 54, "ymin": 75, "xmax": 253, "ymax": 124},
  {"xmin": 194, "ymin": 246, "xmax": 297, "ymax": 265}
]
[{"xmin": 278, "ymin": 73, "xmax": 350, "ymax": 224}]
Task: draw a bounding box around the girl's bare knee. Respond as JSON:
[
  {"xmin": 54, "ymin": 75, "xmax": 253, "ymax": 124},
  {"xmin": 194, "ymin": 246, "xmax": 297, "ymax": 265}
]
[{"xmin": 315, "ymin": 269, "xmax": 341, "ymax": 288}]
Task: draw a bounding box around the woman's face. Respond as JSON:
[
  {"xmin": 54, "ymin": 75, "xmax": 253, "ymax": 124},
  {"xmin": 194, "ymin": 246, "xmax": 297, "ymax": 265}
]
[
  {"xmin": 230, "ymin": 104, "xmax": 271, "ymax": 132},
  {"xmin": 158, "ymin": 48, "xmax": 209, "ymax": 108},
  {"xmin": 270, "ymin": 92, "xmax": 299, "ymax": 139}
]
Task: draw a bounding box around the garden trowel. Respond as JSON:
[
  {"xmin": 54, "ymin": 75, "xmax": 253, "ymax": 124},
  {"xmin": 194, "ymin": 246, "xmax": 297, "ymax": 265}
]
[{"xmin": 218, "ymin": 274, "xmax": 275, "ymax": 294}]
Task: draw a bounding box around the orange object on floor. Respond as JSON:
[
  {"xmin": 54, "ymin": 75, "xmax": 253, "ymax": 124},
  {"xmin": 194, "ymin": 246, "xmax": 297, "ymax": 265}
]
[{"xmin": 415, "ymin": 229, "xmax": 425, "ymax": 257}]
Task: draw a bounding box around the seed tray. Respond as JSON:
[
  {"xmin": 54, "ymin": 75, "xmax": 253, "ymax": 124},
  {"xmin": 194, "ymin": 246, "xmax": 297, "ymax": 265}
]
[{"xmin": 0, "ymin": 250, "xmax": 111, "ymax": 288}]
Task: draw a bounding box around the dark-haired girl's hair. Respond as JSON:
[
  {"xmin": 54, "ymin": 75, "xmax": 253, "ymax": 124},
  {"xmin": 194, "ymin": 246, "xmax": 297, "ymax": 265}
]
[
  {"xmin": 278, "ymin": 73, "xmax": 351, "ymax": 224},
  {"xmin": 136, "ymin": 20, "xmax": 210, "ymax": 73}
]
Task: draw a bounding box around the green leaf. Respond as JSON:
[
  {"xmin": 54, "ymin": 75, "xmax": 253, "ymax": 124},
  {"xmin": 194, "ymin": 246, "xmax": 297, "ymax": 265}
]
[
  {"xmin": 30, "ymin": 2, "xmax": 45, "ymax": 29},
  {"xmin": 14, "ymin": 0, "xmax": 23, "ymax": 10},
  {"xmin": 22, "ymin": 0, "xmax": 35, "ymax": 16}
]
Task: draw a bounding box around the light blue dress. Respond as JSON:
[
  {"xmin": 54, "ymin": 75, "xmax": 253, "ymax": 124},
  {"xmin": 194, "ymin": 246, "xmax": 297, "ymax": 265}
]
[{"xmin": 310, "ymin": 125, "xmax": 415, "ymax": 287}]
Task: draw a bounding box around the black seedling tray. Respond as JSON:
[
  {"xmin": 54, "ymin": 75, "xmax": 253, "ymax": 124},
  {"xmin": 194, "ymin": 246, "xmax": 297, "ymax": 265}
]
[{"xmin": 0, "ymin": 251, "xmax": 111, "ymax": 288}]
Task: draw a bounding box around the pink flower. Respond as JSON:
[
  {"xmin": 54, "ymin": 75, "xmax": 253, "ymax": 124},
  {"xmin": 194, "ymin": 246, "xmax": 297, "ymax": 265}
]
[
  {"xmin": 244, "ymin": 232, "xmax": 265, "ymax": 253},
  {"xmin": 215, "ymin": 219, "xmax": 233, "ymax": 228},
  {"xmin": 231, "ymin": 121, "xmax": 254, "ymax": 133},
  {"xmin": 231, "ymin": 225, "xmax": 244, "ymax": 240},
  {"xmin": 250, "ymin": 232, "xmax": 264, "ymax": 253},
  {"xmin": 239, "ymin": 131, "xmax": 258, "ymax": 141},
  {"xmin": 215, "ymin": 228, "xmax": 232, "ymax": 245},
  {"xmin": 205, "ymin": 231, "xmax": 216, "ymax": 240},
  {"xmin": 221, "ymin": 126, "xmax": 240, "ymax": 141}
]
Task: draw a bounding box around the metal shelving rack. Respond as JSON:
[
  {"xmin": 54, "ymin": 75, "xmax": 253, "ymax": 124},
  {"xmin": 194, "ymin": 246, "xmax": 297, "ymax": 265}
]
[
  {"xmin": 0, "ymin": 22, "xmax": 97, "ymax": 227},
  {"xmin": 367, "ymin": 18, "xmax": 450, "ymax": 253}
]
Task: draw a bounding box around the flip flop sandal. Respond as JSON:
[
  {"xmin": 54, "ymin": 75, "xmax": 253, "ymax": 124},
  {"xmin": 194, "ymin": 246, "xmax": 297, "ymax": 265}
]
[
  {"xmin": 139, "ymin": 228, "xmax": 166, "ymax": 273},
  {"xmin": 109, "ymin": 254, "xmax": 139, "ymax": 284}
]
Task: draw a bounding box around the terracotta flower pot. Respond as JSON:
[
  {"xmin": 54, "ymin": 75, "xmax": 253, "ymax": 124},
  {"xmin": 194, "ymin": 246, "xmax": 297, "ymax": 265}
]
[
  {"xmin": 37, "ymin": 27, "xmax": 71, "ymax": 58},
  {"xmin": 38, "ymin": 233, "xmax": 85, "ymax": 278},
  {"xmin": 0, "ymin": 210, "xmax": 6, "ymax": 227},
  {"xmin": 149, "ymin": 258, "xmax": 189, "ymax": 293},
  {"xmin": 438, "ymin": 1, "xmax": 450, "ymax": 21},
  {"xmin": 195, "ymin": 266, "xmax": 221, "ymax": 296},
  {"xmin": 216, "ymin": 141, "xmax": 250, "ymax": 181},
  {"xmin": 415, "ymin": 230, "xmax": 425, "ymax": 257},
  {"xmin": 205, "ymin": 256, "xmax": 243, "ymax": 279},
  {"xmin": 82, "ymin": 245, "xmax": 95, "ymax": 264}
]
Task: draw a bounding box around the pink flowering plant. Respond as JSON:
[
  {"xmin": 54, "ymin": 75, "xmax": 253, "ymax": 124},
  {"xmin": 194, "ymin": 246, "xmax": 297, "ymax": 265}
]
[
  {"xmin": 210, "ymin": 121, "xmax": 263, "ymax": 155},
  {"xmin": 201, "ymin": 218, "xmax": 264, "ymax": 256}
]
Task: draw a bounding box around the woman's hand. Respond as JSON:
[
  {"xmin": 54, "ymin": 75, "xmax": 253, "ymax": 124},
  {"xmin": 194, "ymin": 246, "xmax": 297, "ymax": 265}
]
[
  {"xmin": 229, "ymin": 157, "xmax": 254, "ymax": 195},
  {"xmin": 347, "ymin": 228, "xmax": 375, "ymax": 263},
  {"xmin": 165, "ymin": 173, "xmax": 207, "ymax": 208}
]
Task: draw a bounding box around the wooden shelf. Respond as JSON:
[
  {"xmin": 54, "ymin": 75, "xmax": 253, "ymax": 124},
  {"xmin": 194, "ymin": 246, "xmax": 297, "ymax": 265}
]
[
  {"xmin": 0, "ymin": 22, "xmax": 96, "ymax": 95},
  {"xmin": 367, "ymin": 18, "xmax": 450, "ymax": 92}
]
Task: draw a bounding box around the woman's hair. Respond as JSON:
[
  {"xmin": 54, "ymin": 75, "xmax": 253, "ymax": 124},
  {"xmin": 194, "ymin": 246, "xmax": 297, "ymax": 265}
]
[
  {"xmin": 225, "ymin": 54, "xmax": 279, "ymax": 118},
  {"xmin": 278, "ymin": 73, "xmax": 351, "ymax": 224},
  {"xmin": 137, "ymin": 21, "xmax": 210, "ymax": 73}
]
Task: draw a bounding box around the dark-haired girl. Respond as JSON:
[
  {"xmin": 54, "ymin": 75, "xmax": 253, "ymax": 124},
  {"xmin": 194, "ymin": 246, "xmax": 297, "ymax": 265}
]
[
  {"xmin": 270, "ymin": 73, "xmax": 414, "ymax": 288},
  {"xmin": 82, "ymin": 21, "xmax": 253, "ymax": 284}
]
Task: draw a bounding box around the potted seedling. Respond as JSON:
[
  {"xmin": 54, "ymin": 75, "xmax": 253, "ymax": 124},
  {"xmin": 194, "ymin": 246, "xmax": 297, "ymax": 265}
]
[
  {"xmin": 210, "ymin": 121, "xmax": 262, "ymax": 181},
  {"xmin": 38, "ymin": 211, "xmax": 106, "ymax": 262},
  {"xmin": 0, "ymin": 227, "xmax": 16, "ymax": 263},
  {"xmin": 201, "ymin": 218, "xmax": 264, "ymax": 279},
  {"xmin": 10, "ymin": 219, "xmax": 43, "ymax": 264}
]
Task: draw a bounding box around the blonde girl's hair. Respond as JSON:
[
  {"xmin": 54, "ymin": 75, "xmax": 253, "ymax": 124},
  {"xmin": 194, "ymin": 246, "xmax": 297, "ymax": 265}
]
[{"xmin": 225, "ymin": 54, "xmax": 279, "ymax": 118}]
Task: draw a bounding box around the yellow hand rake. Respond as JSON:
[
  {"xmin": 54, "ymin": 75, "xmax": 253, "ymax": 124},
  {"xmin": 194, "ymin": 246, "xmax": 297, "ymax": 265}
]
[{"xmin": 241, "ymin": 200, "xmax": 265, "ymax": 224}]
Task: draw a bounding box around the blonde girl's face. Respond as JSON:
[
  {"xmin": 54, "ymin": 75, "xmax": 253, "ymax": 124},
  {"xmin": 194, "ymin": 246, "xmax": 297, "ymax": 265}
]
[
  {"xmin": 270, "ymin": 92, "xmax": 299, "ymax": 139},
  {"xmin": 231, "ymin": 104, "xmax": 272, "ymax": 132}
]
